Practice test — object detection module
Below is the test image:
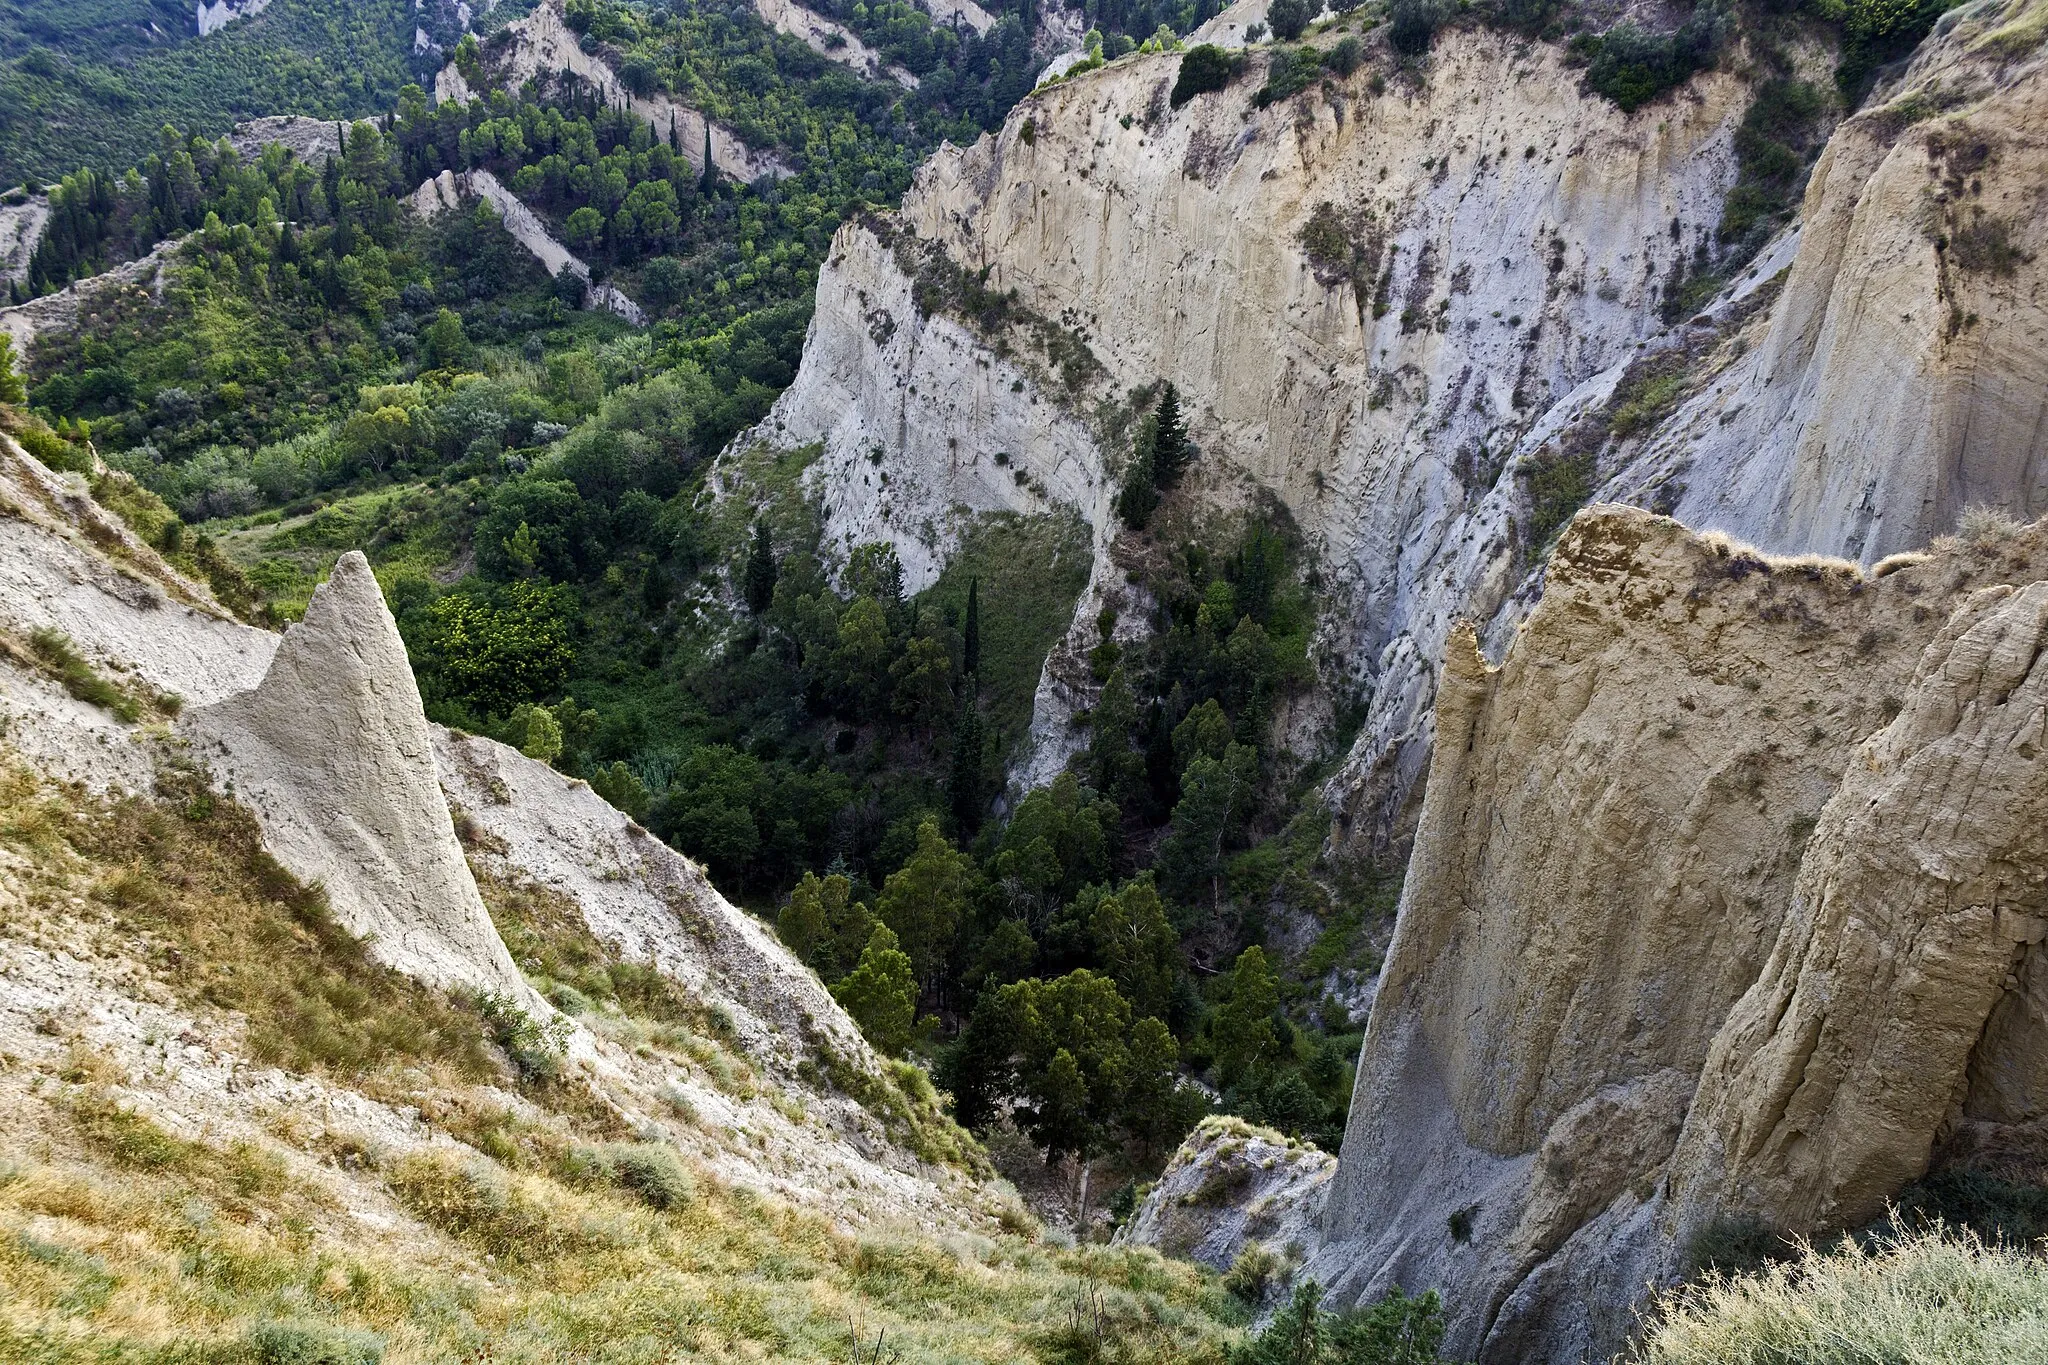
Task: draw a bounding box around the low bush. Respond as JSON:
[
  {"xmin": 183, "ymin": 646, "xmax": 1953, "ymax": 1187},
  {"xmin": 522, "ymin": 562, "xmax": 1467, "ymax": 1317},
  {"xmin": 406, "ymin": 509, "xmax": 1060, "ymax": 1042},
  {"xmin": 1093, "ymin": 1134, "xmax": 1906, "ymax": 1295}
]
[
  {"xmin": 1576, "ymin": 9, "xmax": 1727, "ymax": 113},
  {"xmin": 1231, "ymin": 1280, "xmax": 1448, "ymax": 1363}
]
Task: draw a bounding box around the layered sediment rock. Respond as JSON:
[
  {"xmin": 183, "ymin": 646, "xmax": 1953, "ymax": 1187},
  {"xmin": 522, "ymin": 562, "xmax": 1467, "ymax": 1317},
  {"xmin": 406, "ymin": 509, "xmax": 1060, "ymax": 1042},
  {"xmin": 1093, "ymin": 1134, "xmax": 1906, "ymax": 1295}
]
[{"xmin": 1312, "ymin": 505, "xmax": 2048, "ymax": 1362}]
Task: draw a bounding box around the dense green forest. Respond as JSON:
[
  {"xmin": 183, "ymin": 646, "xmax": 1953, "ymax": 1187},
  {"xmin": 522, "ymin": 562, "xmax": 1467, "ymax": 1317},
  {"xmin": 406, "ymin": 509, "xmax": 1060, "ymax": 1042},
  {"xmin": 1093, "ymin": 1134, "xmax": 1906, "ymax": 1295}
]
[{"xmin": 0, "ymin": 0, "xmax": 430, "ymax": 186}]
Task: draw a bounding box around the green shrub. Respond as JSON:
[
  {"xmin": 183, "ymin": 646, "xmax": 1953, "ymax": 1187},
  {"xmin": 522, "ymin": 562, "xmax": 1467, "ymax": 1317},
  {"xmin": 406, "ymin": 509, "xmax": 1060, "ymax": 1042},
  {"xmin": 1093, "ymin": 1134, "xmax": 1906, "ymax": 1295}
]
[
  {"xmin": 1269, "ymin": 0, "xmax": 1314, "ymax": 41},
  {"xmin": 1256, "ymin": 46, "xmax": 1326, "ymax": 107},
  {"xmin": 1579, "ymin": 11, "xmax": 1727, "ymax": 113},
  {"xmin": 247, "ymin": 1321, "xmax": 385, "ymax": 1365},
  {"xmin": 1172, "ymin": 45, "xmax": 1240, "ymax": 107},
  {"xmin": 608, "ymin": 1142, "xmax": 695, "ymax": 1212},
  {"xmin": 1389, "ymin": 0, "xmax": 1448, "ymax": 57},
  {"xmin": 1231, "ymin": 1280, "xmax": 1448, "ymax": 1363},
  {"xmin": 1681, "ymin": 1212, "xmax": 1790, "ymax": 1280}
]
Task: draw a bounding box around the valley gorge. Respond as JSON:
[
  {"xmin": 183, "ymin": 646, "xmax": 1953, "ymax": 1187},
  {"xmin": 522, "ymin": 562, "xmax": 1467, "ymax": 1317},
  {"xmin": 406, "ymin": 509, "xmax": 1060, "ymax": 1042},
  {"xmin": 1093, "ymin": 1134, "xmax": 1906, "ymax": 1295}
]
[{"xmin": 8, "ymin": 0, "xmax": 2048, "ymax": 1359}]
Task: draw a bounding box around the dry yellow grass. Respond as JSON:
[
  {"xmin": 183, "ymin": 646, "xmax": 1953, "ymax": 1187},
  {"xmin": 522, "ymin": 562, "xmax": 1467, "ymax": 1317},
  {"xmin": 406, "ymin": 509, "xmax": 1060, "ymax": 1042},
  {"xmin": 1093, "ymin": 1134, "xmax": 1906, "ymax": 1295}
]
[
  {"xmin": 0, "ymin": 757, "xmax": 1239, "ymax": 1364},
  {"xmin": 1634, "ymin": 1223, "xmax": 2048, "ymax": 1365}
]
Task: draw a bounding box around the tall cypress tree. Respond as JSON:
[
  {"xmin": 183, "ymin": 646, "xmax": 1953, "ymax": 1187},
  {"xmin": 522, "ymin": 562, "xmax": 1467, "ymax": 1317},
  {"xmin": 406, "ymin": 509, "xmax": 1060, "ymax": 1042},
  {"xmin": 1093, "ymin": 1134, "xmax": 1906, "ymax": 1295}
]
[
  {"xmin": 670, "ymin": 110, "xmax": 680, "ymax": 152},
  {"xmin": 743, "ymin": 518, "xmax": 777, "ymax": 613},
  {"xmin": 963, "ymin": 577, "xmax": 981, "ymax": 683},
  {"xmin": 700, "ymin": 125, "xmax": 717, "ymax": 196},
  {"xmin": 949, "ymin": 699, "xmax": 985, "ymax": 834}
]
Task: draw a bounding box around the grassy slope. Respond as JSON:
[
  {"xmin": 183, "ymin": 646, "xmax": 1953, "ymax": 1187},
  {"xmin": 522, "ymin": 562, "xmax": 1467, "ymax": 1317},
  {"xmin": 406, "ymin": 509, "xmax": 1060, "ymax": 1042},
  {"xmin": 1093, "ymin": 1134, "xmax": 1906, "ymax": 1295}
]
[
  {"xmin": 1636, "ymin": 1226, "xmax": 2048, "ymax": 1364},
  {"xmin": 0, "ymin": 749, "xmax": 1240, "ymax": 1364}
]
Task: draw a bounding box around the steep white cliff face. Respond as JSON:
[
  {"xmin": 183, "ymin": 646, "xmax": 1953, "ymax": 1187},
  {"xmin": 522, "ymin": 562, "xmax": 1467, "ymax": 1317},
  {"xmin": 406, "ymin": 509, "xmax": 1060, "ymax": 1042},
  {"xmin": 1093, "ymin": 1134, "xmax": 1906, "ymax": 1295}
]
[
  {"xmin": 759, "ymin": 218, "xmax": 1110, "ymax": 592},
  {"xmin": 756, "ymin": 22, "xmax": 1750, "ymax": 806}
]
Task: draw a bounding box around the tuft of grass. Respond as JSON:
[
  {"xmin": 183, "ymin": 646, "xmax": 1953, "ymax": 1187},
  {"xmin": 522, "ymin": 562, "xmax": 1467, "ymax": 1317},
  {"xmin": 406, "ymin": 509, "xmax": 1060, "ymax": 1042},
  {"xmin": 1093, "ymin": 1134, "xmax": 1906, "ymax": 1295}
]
[
  {"xmin": 1636, "ymin": 1222, "xmax": 2048, "ymax": 1364},
  {"xmin": 387, "ymin": 1150, "xmax": 622, "ymax": 1262},
  {"xmin": 25, "ymin": 627, "xmax": 140, "ymax": 722}
]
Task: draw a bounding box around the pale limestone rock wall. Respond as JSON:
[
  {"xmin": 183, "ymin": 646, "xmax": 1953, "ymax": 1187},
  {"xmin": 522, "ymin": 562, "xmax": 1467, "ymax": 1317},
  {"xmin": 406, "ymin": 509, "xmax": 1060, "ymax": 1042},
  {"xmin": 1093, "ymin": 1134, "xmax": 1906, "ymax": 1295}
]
[
  {"xmin": 1311, "ymin": 505, "xmax": 2048, "ymax": 1362},
  {"xmin": 756, "ymin": 27, "xmax": 1748, "ymax": 802},
  {"xmin": 195, "ymin": 0, "xmax": 270, "ymax": 37},
  {"xmin": 184, "ymin": 553, "xmax": 532, "ymax": 999},
  {"xmin": 756, "ymin": 218, "xmax": 1112, "ymax": 593}
]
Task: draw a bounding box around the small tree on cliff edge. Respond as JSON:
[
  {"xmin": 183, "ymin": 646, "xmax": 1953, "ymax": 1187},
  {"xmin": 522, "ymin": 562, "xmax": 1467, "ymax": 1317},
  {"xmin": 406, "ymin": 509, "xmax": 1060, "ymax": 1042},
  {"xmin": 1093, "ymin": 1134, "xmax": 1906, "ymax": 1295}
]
[{"xmin": 1116, "ymin": 382, "xmax": 1194, "ymax": 530}]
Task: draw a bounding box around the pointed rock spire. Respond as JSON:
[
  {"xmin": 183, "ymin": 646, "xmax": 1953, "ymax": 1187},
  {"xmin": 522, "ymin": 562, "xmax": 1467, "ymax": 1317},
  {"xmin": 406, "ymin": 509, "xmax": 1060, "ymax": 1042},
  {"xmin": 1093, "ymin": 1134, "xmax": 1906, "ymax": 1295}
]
[{"xmin": 186, "ymin": 551, "xmax": 528, "ymax": 997}]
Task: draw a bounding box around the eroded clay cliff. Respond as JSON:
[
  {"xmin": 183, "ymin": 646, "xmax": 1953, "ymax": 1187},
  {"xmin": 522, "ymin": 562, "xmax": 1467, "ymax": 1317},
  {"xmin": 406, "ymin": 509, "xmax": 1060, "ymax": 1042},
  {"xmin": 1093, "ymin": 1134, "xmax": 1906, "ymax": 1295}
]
[
  {"xmin": 747, "ymin": 16, "xmax": 1757, "ymax": 819},
  {"xmin": 745, "ymin": 0, "xmax": 2048, "ymax": 855},
  {"xmin": 1312, "ymin": 504, "xmax": 2048, "ymax": 1362}
]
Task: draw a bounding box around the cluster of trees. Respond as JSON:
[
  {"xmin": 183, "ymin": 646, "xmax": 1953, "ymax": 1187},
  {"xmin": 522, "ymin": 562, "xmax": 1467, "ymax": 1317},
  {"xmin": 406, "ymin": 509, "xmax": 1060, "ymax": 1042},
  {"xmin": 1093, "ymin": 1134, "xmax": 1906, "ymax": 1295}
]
[{"xmin": 26, "ymin": 118, "xmax": 566, "ymax": 477}]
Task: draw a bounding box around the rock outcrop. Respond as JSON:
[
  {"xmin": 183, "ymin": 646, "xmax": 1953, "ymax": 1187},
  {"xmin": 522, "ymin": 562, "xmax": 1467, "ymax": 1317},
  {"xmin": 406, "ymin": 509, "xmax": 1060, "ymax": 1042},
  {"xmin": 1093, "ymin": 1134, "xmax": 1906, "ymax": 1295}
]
[
  {"xmin": 1120, "ymin": 1115, "xmax": 1336, "ymax": 1277},
  {"xmin": 196, "ymin": 0, "xmax": 271, "ymax": 37},
  {"xmin": 0, "ymin": 236, "xmax": 182, "ymax": 354},
  {"xmin": 1311, "ymin": 504, "xmax": 2048, "ymax": 1362},
  {"xmin": 754, "ymin": 0, "xmax": 917, "ymax": 88},
  {"xmin": 185, "ymin": 552, "xmax": 532, "ymax": 999}
]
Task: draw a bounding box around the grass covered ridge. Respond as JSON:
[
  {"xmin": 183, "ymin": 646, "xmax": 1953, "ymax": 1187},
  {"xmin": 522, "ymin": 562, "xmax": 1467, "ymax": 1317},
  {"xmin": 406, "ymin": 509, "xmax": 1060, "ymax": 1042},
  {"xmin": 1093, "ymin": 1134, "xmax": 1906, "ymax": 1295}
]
[
  {"xmin": 0, "ymin": 1124, "xmax": 1236, "ymax": 1364},
  {"xmin": 0, "ymin": 749, "xmax": 1239, "ymax": 1361},
  {"xmin": 1636, "ymin": 1222, "xmax": 2048, "ymax": 1364}
]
